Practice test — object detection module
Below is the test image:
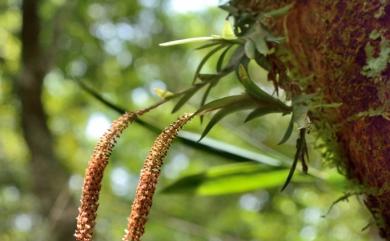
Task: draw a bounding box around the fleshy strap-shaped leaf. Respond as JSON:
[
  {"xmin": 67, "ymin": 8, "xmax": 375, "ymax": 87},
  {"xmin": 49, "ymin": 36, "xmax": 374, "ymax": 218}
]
[
  {"xmin": 193, "ymin": 44, "xmax": 227, "ymax": 83},
  {"xmin": 216, "ymin": 45, "xmax": 233, "ymax": 72},
  {"xmin": 172, "ymin": 83, "xmax": 206, "ymax": 113},
  {"xmin": 245, "ymin": 107, "xmax": 285, "ymax": 122},
  {"xmin": 159, "ymin": 36, "xmax": 220, "ymax": 46},
  {"xmin": 278, "ymin": 113, "xmax": 294, "ymax": 145},
  {"xmin": 262, "ymin": 3, "xmax": 294, "ymax": 18},
  {"xmin": 199, "ymin": 103, "xmax": 256, "ymax": 141},
  {"xmin": 162, "ymin": 162, "xmax": 311, "ymax": 196},
  {"xmin": 280, "ymin": 128, "xmax": 309, "ymax": 191},
  {"xmin": 196, "ymin": 94, "xmax": 254, "ymax": 115},
  {"xmin": 237, "ymin": 64, "xmax": 291, "ymax": 111}
]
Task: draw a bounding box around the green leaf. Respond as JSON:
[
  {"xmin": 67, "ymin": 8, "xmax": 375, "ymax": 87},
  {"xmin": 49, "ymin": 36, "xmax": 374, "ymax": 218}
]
[
  {"xmin": 154, "ymin": 88, "xmax": 175, "ymax": 99},
  {"xmin": 226, "ymin": 46, "xmax": 245, "ymax": 70},
  {"xmin": 200, "ymin": 82, "xmax": 216, "ymax": 106},
  {"xmin": 162, "ymin": 162, "xmax": 311, "ymax": 196},
  {"xmin": 222, "ymin": 21, "xmax": 236, "ymax": 40},
  {"xmin": 200, "ymin": 108, "xmax": 235, "ymax": 140},
  {"xmin": 195, "ymin": 40, "xmax": 225, "ymax": 50},
  {"xmin": 196, "ymin": 94, "xmax": 254, "ymax": 115},
  {"xmin": 78, "ymin": 81, "xmax": 288, "ymax": 167},
  {"xmin": 245, "ymin": 107, "xmax": 284, "ymax": 122},
  {"xmin": 159, "ymin": 36, "xmax": 221, "ymax": 46},
  {"xmin": 179, "ymin": 131, "xmax": 287, "ymax": 166},
  {"xmin": 278, "ymin": 113, "xmax": 294, "ymax": 145},
  {"xmin": 254, "ymin": 53, "xmax": 272, "ymax": 70},
  {"xmin": 197, "ymin": 74, "xmax": 219, "ymax": 82},
  {"xmin": 199, "ymin": 103, "xmax": 255, "ymax": 140},
  {"xmin": 253, "ymin": 37, "xmax": 269, "ymax": 55},
  {"xmin": 244, "ymin": 39, "xmax": 256, "ymax": 59},
  {"xmin": 199, "ymin": 82, "xmax": 217, "ymax": 123},
  {"xmin": 281, "ymin": 128, "xmax": 308, "ymax": 191},
  {"xmin": 266, "ymin": 35, "xmax": 285, "ymax": 44},
  {"xmin": 193, "ymin": 44, "xmax": 227, "ymax": 83},
  {"xmin": 280, "ymin": 144, "xmax": 300, "ymax": 191},
  {"xmin": 238, "ymin": 64, "xmax": 268, "ymax": 98},
  {"xmin": 263, "ymin": 3, "xmax": 294, "ymax": 18},
  {"xmin": 237, "ymin": 65, "xmax": 291, "ymax": 111},
  {"xmin": 219, "ymin": 4, "xmax": 239, "ymax": 16},
  {"xmin": 172, "ymin": 84, "xmax": 205, "ymax": 113},
  {"xmin": 311, "ymin": 102, "xmax": 342, "ymax": 109},
  {"xmin": 216, "ymin": 45, "xmax": 233, "ymax": 72}
]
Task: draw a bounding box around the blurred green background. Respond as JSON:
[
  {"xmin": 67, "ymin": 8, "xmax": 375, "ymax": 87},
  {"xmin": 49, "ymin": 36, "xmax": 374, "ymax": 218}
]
[{"xmin": 0, "ymin": 0, "xmax": 382, "ymax": 240}]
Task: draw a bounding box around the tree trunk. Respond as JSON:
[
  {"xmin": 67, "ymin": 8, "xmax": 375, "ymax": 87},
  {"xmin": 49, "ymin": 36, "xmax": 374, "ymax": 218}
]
[
  {"xmin": 232, "ymin": 0, "xmax": 390, "ymax": 239},
  {"xmin": 15, "ymin": 0, "xmax": 76, "ymax": 240}
]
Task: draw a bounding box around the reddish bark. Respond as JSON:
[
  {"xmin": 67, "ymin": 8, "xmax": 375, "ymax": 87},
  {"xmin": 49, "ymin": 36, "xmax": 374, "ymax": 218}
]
[{"xmin": 232, "ymin": 0, "xmax": 390, "ymax": 238}]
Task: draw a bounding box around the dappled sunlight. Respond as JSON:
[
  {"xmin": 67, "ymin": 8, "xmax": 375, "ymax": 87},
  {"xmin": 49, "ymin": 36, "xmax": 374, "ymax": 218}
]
[{"xmin": 85, "ymin": 113, "xmax": 111, "ymax": 140}]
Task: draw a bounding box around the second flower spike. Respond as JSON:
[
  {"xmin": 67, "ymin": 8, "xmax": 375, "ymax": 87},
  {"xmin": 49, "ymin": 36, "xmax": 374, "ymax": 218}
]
[{"xmin": 122, "ymin": 113, "xmax": 194, "ymax": 241}]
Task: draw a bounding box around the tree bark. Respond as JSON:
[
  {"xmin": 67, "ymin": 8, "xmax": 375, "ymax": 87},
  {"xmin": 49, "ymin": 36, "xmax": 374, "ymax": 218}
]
[
  {"xmin": 15, "ymin": 0, "xmax": 76, "ymax": 240},
  {"xmin": 232, "ymin": 0, "xmax": 390, "ymax": 239}
]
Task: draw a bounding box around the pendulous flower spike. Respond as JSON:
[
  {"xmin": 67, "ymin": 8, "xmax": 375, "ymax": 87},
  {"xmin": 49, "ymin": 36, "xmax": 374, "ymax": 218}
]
[
  {"xmin": 75, "ymin": 112, "xmax": 138, "ymax": 241},
  {"xmin": 122, "ymin": 113, "xmax": 194, "ymax": 241}
]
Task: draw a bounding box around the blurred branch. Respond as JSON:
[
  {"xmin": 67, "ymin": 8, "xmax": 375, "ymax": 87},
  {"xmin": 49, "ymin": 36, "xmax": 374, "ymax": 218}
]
[
  {"xmin": 16, "ymin": 1, "xmax": 76, "ymax": 240},
  {"xmin": 47, "ymin": 1, "xmax": 76, "ymax": 69},
  {"xmin": 77, "ymin": 80, "xmax": 284, "ymax": 166},
  {"xmin": 78, "ymin": 80, "xmax": 127, "ymax": 114}
]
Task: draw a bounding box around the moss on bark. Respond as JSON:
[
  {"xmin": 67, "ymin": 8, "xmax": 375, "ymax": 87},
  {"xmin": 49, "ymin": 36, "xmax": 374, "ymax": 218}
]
[{"xmin": 230, "ymin": 0, "xmax": 390, "ymax": 238}]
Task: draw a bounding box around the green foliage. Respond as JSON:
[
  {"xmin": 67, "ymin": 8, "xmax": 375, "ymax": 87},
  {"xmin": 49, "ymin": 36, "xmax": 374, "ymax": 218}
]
[
  {"xmin": 159, "ymin": 36, "xmax": 222, "ymax": 46},
  {"xmin": 278, "ymin": 114, "xmax": 295, "ymax": 145},
  {"xmin": 237, "ymin": 64, "xmax": 288, "ymax": 109},
  {"xmin": 172, "ymin": 83, "xmax": 206, "ymax": 113},
  {"xmin": 161, "ymin": 7, "xmax": 318, "ymax": 190},
  {"xmin": 199, "ymin": 100, "xmax": 255, "ymax": 140},
  {"xmin": 162, "ymin": 162, "xmax": 311, "ymax": 195},
  {"xmin": 280, "ymin": 128, "xmax": 309, "ymax": 191},
  {"xmin": 262, "ymin": 3, "xmax": 295, "ymax": 18},
  {"xmin": 244, "ymin": 107, "xmax": 283, "ymax": 122}
]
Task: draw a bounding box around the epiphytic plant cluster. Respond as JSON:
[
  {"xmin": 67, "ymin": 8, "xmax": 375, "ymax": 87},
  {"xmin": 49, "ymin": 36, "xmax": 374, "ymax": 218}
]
[{"xmin": 75, "ymin": 2, "xmax": 341, "ymax": 240}]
